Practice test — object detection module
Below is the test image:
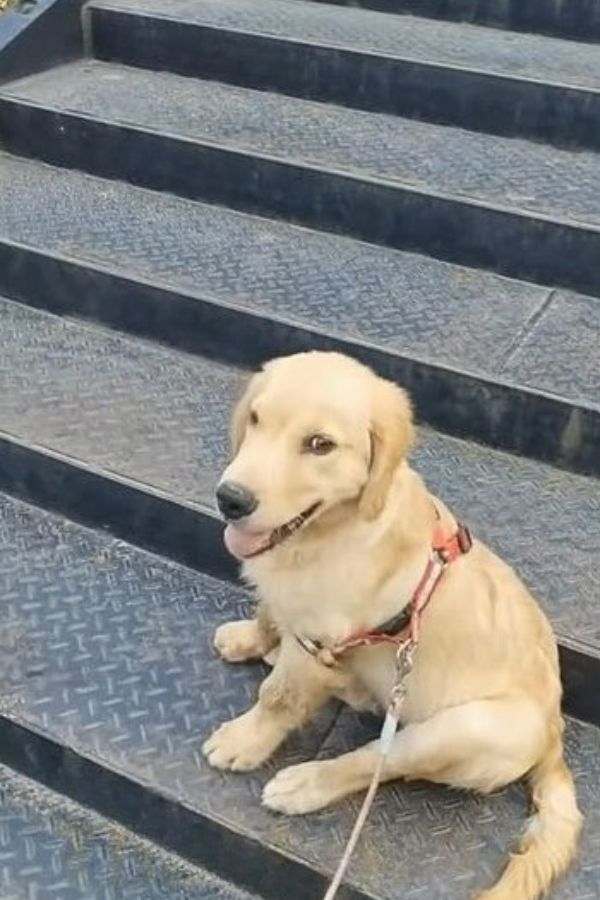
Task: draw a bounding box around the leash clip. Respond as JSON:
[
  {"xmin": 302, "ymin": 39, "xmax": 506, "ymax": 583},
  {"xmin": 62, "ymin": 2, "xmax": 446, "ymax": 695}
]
[{"xmin": 380, "ymin": 639, "xmax": 415, "ymax": 754}]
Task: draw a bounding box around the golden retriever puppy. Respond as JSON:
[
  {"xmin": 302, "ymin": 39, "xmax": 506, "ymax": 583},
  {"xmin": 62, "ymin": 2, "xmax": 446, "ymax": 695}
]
[{"xmin": 203, "ymin": 351, "xmax": 581, "ymax": 900}]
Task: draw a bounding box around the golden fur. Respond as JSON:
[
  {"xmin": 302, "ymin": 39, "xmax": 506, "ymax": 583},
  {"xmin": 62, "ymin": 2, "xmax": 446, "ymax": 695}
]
[{"xmin": 204, "ymin": 351, "xmax": 582, "ymax": 899}]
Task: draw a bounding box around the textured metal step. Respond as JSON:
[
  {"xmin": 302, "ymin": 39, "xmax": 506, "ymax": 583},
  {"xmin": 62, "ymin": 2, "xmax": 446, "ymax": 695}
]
[
  {"xmin": 0, "ymin": 763, "xmax": 258, "ymax": 900},
  {"xmin": 283, "ymin": 0, "xmax": 600, "ymax": 43},
  {"xmin": 0, "ymin": 154, "xmax": 598, "ymax": 476},
  {"xmin": 1, "ymin": 62, "xmax": 600, "ymax": 303},
  {"xmin": 88, "ymin": 0, "xmax": 600, "ymax": 150},
  {"xmin": 0, "ymin": 295, "xmax": 597, "ymax": 722},
  {"xmin": 0, "ymin": 489, "xmax": 598, "ymax": 900}
]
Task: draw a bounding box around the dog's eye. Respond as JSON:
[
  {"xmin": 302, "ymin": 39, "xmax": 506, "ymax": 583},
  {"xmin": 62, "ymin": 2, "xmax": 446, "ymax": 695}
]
[
  {"xmin": 249, "ymin": 410, "xmax": 259, "ymax": 426},
  {"xmin": 305, "ymin": 434, "xmax": 336, "ymax": 456}
]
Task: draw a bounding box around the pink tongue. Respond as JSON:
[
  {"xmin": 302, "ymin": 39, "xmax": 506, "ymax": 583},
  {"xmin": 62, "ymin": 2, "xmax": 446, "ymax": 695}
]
[{"xmin": 224, "ymin": 524, "xmax": 271, "ymax": 560}]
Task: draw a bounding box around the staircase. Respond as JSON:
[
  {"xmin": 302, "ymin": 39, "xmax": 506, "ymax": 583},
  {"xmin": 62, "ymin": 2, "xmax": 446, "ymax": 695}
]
[{"xmin": 0, "ymin": 0, "xmax": 598, "ymax": 897}]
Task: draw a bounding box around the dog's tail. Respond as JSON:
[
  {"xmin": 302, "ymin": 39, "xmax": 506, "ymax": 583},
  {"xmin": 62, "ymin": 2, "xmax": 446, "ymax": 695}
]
[{"xmin": 476, "ymin": 743, "xmax": 582, "ymax": 900}]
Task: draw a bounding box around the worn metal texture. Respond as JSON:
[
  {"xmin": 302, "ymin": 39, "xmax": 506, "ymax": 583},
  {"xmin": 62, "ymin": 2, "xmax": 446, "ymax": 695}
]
[
  {"xmin": 87, "ymin": 0, "xmax": 600, "ymax": 153},
  {"xmin": 280, "ymin": 0, "xmax": 600, "ymax": 42},
  {"xmin": 0, "ymin": 155, "xmax": 597, "ymax": 415},
  {"xmin": 0, "ymin": 490, "xmax": 598, "ymax": 900},
  {"xmin": 2, "ymin": 158, "xmax": 600, "ymax": 476},
  {"xmin": 5, "ymin": 60, "xmax": 600, "ymax": 228},
  {"xmin": 0, "ymin": 0, "xmax": 87, "ymax": 85},
  {"xmin": 0, "ymin": 763, "xmax": 258, "ymax": 900},
  {"xmin": 0, "ymin": 296, "xmax": 598, "ymax": 658},
  {"xmin": 89, "ymin": 0, "xmax": 600, "ymax": 90},
  {"xmin": 0, "ymin": 154, "xmax": 548, "ymax": 381},
  {"xmin": 501, "ymin": 291, "xmax": 600, "ymax": 407},
  {"xmin": 2, "ymin": 68, "xmax": 600, "ymax": 305}
]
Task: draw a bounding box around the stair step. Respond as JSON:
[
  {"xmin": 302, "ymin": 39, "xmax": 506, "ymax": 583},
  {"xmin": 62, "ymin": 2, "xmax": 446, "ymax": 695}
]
[
  {"xmin": 88, "ymin": 0, "xmax": 600, "ymax": 150},
  {"xmin": 283, "ymin": 0, "xmax": 600, "ymax": 43},
  {"xmin": 2, "ymin": 62, "xmax": 600, "ymax": 303},
  {"xmin": 89, "ymin": 0, "xmax": 600, "ymax": 149},
  {"xmin": 0, "ymin": 154, "xmax": 598, "ymax": 476},
  {"xmin": 0, "ymin": 763, "xmax": 256, "ymax": 900},
  {"xmin": 0, "ymin": 294, "xmax": 597, "ymax": 722},
  {"xmin": 0, "ymin": 488, "xmax": 598, "ymax": 899}
]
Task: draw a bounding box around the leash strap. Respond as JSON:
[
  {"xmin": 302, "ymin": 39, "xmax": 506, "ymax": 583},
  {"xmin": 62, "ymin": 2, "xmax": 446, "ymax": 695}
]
[
  {"xmin": 323, "ymin": 639, "xmax": 415, "ymax": 900},
  {"xmin": 321, "ymin": 517, "xmax": 472, "ymax": 900}
]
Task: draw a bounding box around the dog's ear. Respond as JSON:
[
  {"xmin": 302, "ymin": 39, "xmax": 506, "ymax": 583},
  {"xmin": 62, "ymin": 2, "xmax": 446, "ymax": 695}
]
[
  {"xmin": 230, "ymin": 371, "xmax": 265, "ymax": 456},
  {"xmin": 359, "ymin": 377, "xmax": 414, "ymax": 521}
]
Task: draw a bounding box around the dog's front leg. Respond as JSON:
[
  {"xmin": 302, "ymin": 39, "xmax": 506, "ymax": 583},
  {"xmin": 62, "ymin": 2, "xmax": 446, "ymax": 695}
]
[{"xmin": 203, "ymin": 635, "xmax": 338, "ymax": 771}]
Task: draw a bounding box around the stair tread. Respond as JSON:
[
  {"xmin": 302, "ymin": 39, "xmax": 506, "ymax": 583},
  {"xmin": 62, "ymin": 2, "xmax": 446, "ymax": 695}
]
[
  {"xmin": 3, "ymin": 61, "xmax": 600, "ymax": 233},
  {"xmin": 0, "ymin": 154, "xmax": 597, "ymax": 412},
  {"xmin": 0, "ymin": 764, "xmax": 255, "ymax": 900},
  {"xmin": 0, "ymin": 293, "xmax": 597, "ymax": 653},
  {"xmin": 90, "ymin": 0, "xmax": 600, "ymax": 94},
  {"xmin": 0, "ymin": 488, "xmax": 598, "ymax": 899}
]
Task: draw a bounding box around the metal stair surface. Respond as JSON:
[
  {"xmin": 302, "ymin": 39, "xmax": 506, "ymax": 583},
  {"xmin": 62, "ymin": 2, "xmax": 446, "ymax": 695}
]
[
  {"xmin": 0, "ymin": 294, "xmax": 597, "ymax": 723},
  {"xmin": 88, "ymin": 0, "xmax": 600, "ymax": 150},
  {"xmin": 0, "ymin": 763, "xmax": 258, "ymax": 900},
  {"xmin": 0, "ymin": 488, "xmax": 598, "ymax": 900},
  {"xmin": 2, "ymin": 62, "xmax": 600, "ymax": 304},
  {"xmin": 283, "ymin": 0, "xmax": 600, "ymax": 43},
  {"xmin": 0, "ymin": 153, "xmax": 598, "ymax": 476}
]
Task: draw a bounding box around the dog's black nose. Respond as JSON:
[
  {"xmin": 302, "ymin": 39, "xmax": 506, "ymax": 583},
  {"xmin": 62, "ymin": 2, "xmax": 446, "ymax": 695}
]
[{"xmin": 216, "ymin": 482, "xmax": 258, "ymax": 521}]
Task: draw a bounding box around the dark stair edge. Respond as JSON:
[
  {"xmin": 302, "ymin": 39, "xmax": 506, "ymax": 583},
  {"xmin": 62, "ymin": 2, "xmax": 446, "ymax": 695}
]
[
  {"xmin": 88, "ymin": 7, "xmax": 600, "ymax": 153},
  {"xmin": 0, "ymin": 428, "xmax": 236, "ymax": 582},
  {"xmin": 2, "ymin": 97, "xmax": 600, "ymax": 305},
  {"xmin": 280, "ymin": 0, "xmax": 600, "ymax": 44},
  {"xmin": 0, "ymin": 0, "xmax": 88, "ymax": 85},
  {"xmin": 0, "ymin": 430, "xmax": 598, "ymax": 726},
  {"xmin": 1, "ymin": 239, "xmax": 598, "ymax": 479},
  {"xmin": 0, "ymin": 715, "xmax": 367, "ymax": 900}
]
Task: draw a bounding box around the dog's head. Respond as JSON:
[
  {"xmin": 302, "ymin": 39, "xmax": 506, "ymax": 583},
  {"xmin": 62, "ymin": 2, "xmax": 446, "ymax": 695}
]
[{"xmin": 217, "ymin": 352, "xmax": 414, "ymax": 560}]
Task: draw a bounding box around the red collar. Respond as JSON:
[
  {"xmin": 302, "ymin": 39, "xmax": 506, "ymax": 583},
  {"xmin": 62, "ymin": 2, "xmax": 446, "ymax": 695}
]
[{"xmin": 296, "ymin": 516, "xmax": 472, "ymax": 667}]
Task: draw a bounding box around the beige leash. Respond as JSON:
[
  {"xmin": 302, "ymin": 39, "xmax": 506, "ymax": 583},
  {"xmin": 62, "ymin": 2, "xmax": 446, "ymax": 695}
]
[
  {"xmin": 322, "ymin": 641, "xmax": 415, "ymax": 900},
  {"xmin": 321, "ymin": 518, "xmax": 472, "ymax": 899}
]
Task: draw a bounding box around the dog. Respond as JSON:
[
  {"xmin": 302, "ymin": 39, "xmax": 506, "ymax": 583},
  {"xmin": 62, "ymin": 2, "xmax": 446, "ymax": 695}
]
[{"xmin": 203, "ymin": 351, "xmax": 581, "ymax": 900}]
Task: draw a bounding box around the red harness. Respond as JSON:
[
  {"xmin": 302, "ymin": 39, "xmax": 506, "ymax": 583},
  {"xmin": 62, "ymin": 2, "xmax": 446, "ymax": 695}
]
[{"xmin": 295, "ymin": 516, "xmax": 472, "ymax": 667}]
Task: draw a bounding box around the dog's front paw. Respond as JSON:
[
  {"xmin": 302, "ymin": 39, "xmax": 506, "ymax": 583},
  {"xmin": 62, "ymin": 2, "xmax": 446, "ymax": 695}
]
[
  {"xmin": 214, "ymin": 620, "xmax": 268, "ymax": 663},
  {"xmin": 263, "ymin": 761, "xmax": 335, "ymax": 814},
  {"xmin": 202, "ymin": 711, "xmax": 279, "ymax": 771}
]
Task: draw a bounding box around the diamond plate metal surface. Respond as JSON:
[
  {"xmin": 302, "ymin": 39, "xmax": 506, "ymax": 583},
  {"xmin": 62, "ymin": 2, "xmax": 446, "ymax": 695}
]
[
  {"xmin": 0, "ymin": 296, "xmax": 598, "ymax": 648},
  {"xmin": 501, "ymin": 290, "xmax": 600, "ymax": 409},
  {"xmin": 0, "ymin": 153, "xmax": 550, "ymax": 378},
  {"xmin": 0, "ymin": 492, "xmax": 598, "ymax": 899},
  {"xmin": 92, "ymin": 0, "xmax": 600, "ymax": 92},
  {"xmin": 5, "ymin": 60, "xmax": 600, "ymax": 230},
  {"xmin": 0, "ymin": 763, "xmax": 257, "ymax": 900}
]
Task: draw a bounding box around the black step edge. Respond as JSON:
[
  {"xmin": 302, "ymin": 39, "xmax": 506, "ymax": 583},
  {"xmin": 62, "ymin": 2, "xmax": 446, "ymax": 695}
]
[
  {"xmin": 0, "ymin": 0, "xmax": 87, "ymax": 85},
  {"xmin": 0, "ymin": 715, "xmax": 365, "ymax": 900},
  {"xmin": 89, "ymin": 6, "xmax": 600, "ymax": 152},
  {"xmin": 1, "ymin": 239, "xmax": 598, "ymax": 478},
  {"xmin": 0, "ymin": 428, "xmax": 597, "ymax": 726},
  {"xmin": 1, "ymin": 100, "xmax": 600, "ymax": 315},
  {"xmin": 284, "ymin": 0, "xmax": 600, "ymax": 44}
]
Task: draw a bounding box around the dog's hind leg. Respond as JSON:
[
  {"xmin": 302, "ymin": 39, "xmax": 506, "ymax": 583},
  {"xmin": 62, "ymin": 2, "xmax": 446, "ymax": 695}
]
[{"xmin": 263, "ymin": 696, "xmax": 546, "ymax": 813}]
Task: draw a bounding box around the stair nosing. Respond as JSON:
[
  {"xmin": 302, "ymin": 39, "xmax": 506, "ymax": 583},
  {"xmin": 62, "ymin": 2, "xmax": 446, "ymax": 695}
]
[
  {"xmin": 2, "ymin": 86, "xmax": 600, "ymax": 237},
  {"xmin": 2, "ymin": 233, "xmax": 598, "ymax": 421},
  {"xmin": 88, "ymin": 0, "xmax": 600, "ymax": 97},
  {"xmin": 0, "ymin": 427, "xmax": 598, "ymax": 729}
]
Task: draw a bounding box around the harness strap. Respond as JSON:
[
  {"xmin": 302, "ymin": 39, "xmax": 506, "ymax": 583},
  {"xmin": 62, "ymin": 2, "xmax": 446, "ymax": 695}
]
[{"xmin": 296, "ymin": 515, "xmax": 472, "ymax": 666}]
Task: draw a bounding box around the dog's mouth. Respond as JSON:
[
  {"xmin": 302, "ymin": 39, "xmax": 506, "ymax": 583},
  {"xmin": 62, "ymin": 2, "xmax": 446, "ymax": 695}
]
[{"xmin": 223, "ymin": 501, "xmax": 322, "ymax": 561}]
